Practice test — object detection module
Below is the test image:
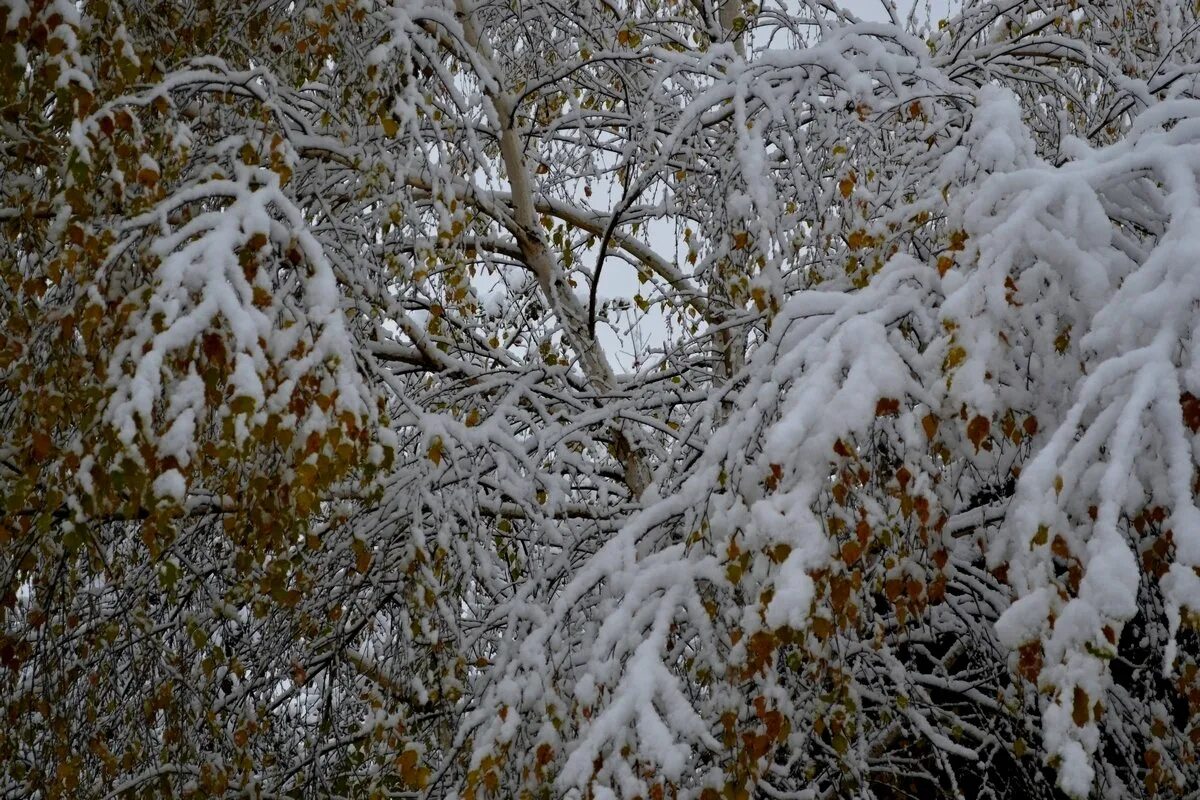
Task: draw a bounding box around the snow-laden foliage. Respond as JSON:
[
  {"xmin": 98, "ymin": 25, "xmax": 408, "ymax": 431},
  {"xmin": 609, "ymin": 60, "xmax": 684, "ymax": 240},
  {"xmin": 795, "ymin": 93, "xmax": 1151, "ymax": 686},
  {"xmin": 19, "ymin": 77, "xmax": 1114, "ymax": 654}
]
[{"xmin": 2, "ymin": 0, "xmax": 1200, "ymax": 798}]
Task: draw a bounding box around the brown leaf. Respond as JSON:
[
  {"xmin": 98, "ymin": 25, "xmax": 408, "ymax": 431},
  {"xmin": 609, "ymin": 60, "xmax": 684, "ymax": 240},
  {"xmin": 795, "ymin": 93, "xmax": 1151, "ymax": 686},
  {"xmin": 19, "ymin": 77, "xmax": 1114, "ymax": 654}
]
[
  {"xmin": 838, "ymin": 173, "xmax": 856, "ymax": 198},
  {"xmin": 927, "ymin": 575, "xmax": 946, "ymax": 603},
  {"xmin": 829, "ymin": 576, "xmax": 851, "ymax": 612},
  {"xmin": 966, "ymin": 414, "xmax": 990, "ymax": 451},
  {"xmin": 1051, "ymin": 535, "xmax": 1071, "ymax": 560},
  {"xmin": 875, "ymin": 397, "xmax": 900, "ymax": 417},
  {"xmin": 31, "ymin": 431, "xmax": 52, "ymax": 461},
  {"xmin": 1017, "ymin": 641, "xmax": 1042, "ymax": 681},
  {"xmin": 1072, "ymin": 686, "xmax": 1090, "ymax": 727},
  {"xmin": 201, "ymin": 332, "xmax": 227, "ymax": 366},
  {"xmin": 1179, "ymin": 391, "xmax": 1200, "ymax": 433}
]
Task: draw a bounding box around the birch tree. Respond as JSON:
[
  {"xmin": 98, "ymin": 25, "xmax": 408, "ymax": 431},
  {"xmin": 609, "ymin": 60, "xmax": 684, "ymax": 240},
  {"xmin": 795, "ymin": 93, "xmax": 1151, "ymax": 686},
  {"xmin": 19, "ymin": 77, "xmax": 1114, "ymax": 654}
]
[{"xmin": 2, "ymin": 0, "xmax": 1200, "ymax": 798}]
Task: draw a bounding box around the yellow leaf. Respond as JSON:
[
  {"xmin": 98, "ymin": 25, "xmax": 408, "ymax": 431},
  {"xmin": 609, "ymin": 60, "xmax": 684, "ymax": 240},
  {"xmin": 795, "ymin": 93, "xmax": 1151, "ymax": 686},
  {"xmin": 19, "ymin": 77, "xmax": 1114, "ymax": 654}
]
[
  {"xmin": 847, "ymin": 230, "xmax": 870, "ymax": 250},
  {"xmin": 353, "ymin": 539, "xmax": 372, "ymax": 573},
  {"xmin": 296, "ymin": 463, "xmax": 318, "ymax": 488},
  {"xmin": 230, "ymin": 395, "xmax": 256, "ymax": 415},
  {"xmin": 1031, "ymin": 524, "xmax": 1049, "ymax": 547},
  {"xmin": 839, "ymin": 172, "xmax": 856, "ymax": 198}
]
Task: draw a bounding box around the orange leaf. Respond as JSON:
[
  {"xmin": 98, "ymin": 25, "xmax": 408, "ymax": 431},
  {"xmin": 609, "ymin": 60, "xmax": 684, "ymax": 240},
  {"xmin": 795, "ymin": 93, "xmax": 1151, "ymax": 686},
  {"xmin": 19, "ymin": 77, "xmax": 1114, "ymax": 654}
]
[
  {"xmin": 966, "ymin": 415, "xmax": 990, "ymax": 451},
  {"xmin": 884, "ymin": 578, "xmax": 903, "ymax": 602},
  {"xmin": 922, "ymin": 413, "xmax": 939, "ymax": 440},
  {"xmin": 1050, "ymin": 532, "xmax": 1071, "ymax": 558}
]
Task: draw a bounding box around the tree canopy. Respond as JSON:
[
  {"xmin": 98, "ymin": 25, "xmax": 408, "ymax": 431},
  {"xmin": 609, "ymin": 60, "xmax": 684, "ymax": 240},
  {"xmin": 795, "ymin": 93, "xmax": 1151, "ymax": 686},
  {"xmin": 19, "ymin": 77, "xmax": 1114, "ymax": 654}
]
[{"xmin": 3, "ymin": 0, "xmax": 1200, "ymax": 797}]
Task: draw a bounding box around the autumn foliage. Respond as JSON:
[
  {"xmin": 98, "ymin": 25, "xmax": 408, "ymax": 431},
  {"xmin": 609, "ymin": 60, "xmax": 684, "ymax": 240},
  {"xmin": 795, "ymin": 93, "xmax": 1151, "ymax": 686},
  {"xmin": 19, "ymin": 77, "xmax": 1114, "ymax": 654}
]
[{"xmin": 3, "ymin": 0, "xmax": 1200, "ymax": 798}]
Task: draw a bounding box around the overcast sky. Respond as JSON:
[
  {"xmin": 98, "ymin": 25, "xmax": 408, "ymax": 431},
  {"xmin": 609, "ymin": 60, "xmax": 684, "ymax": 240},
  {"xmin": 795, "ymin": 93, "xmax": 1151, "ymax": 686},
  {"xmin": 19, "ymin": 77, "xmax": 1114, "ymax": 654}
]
[
  {"xmin": 590, "ymin": 0, "xmax": 960, "ymax": 372},
  {"xmin": 476, "ymin": 0, "xmax": 957, "ymax": 373}
]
